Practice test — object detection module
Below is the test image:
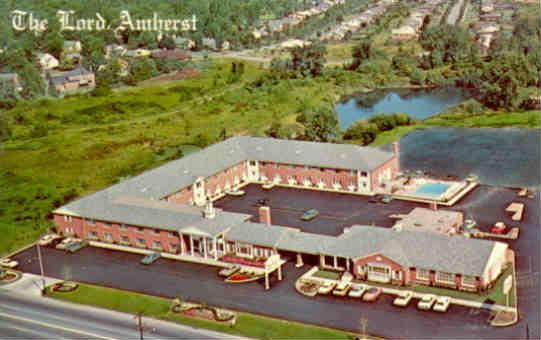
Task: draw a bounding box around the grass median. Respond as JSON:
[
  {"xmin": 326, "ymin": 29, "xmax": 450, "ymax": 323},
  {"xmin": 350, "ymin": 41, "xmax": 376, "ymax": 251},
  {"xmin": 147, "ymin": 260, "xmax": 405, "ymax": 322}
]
[{"xmin": 46, "ymin": 282, "xmax": 363, "ymax": 339}]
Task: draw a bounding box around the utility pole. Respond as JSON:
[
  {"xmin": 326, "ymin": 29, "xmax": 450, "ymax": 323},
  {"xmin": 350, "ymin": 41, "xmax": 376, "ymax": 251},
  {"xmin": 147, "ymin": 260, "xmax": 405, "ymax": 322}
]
[
  {"xmin": 135, "ymin": 312, "xmax": 144, "ymax": 340},
  {"xmin": 36, "ymin": 243, "xmax": 46, "ymax": 294}
]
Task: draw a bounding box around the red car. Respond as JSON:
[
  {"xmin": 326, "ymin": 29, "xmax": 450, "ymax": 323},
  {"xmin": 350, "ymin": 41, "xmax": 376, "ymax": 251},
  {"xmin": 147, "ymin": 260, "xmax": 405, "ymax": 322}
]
[{"xmin": 490, "ymin": 222, "xmax": 507, "ymax": 234}]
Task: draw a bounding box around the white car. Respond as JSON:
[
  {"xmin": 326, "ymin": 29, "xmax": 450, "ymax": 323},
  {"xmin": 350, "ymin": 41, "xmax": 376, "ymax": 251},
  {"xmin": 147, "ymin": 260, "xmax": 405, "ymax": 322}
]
[
  {"xmin": 393, "ymin": 291, "xmax": 413, "ymax": 307},
  {"xmin": 433, "ymin": 296, "xmax": 451, "ymax": 312},
  {"xmin": 0, "ymin": 258, "xmax": 18, "ymax": 269},
  {"xmin": 56, "ymin": 237, "xmax": 76, "ymax": 250},
  {"xmin": 417, "ymin": 294, "xmax": 437, "ymax": 310},
  {"xmin": 39, "ymin": 233, "xmax": 61, "ymax": 246},
  {"xmin": 348, "ymin": 284, "xmax": 367, "ymax": 298},
  {"xmin": 318, "ymin": 281, "xmax": 336, "ymax": 295}
]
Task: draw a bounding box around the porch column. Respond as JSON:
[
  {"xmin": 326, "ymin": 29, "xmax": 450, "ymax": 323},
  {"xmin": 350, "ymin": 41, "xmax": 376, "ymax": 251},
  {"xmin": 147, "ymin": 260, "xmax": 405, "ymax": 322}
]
[
  {"xmin": 346, "ymin": 258, "xmax": 350, "ymax": 271},
  {"xmin": 278, "ymin": 265, "xmax": 282, "ymax": 281},
  {"xmin": 213, "ymin": 237, "xmax": 218, "ymax": 260},
  {"xmin": 320, "ymin": 255, "xmax": 325, "ymax": 267},
  {"xmin": 189, "ymin": 235, "xmax": 194, "ymax": 256},
  {"xmin": 333, "ymin": 256, "xmax": 338, "ymax": 269},
  {"xmin": 296, "ymin": 253, "xmax": 304, "ymax": 268},
  {"xmin": 179, "ymin": 233, "xmax": 185, "ymax": 255},
  {"xmin": 265, "ymin": 272, "xmax": 270, "ymax": 290},
  {"xmin": 203, "ymin": 238, "xmax": 208, "ymax": 259}
]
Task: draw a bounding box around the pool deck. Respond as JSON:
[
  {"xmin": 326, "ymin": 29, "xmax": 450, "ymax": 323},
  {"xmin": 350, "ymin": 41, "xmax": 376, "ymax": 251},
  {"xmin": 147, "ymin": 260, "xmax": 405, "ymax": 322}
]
[{"xmin": 393, "ymin": 181, "xmax": 479, "ymax": 206}]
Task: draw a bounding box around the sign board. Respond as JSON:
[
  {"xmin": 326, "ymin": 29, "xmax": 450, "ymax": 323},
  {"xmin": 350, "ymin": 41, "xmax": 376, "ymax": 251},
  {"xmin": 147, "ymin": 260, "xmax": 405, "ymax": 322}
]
[{"xmin": 503, "ymin": 275, "xmax": 513, "ymax": 295}]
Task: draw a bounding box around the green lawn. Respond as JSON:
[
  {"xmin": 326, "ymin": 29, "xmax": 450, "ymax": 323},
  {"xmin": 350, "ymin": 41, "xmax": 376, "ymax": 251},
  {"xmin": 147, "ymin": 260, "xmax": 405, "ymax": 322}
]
[
  {"xmin": 313, "ymin": 270, "xmax": 342, "ymax": 280},
  {"xmin": 46, "ymin": 283, "xmax": 358, "ymax": 340}
]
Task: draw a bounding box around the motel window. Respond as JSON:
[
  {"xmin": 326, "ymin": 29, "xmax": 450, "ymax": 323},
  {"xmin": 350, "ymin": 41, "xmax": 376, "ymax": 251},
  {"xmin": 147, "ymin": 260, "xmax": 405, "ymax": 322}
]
[
  {"xmin": 137, "ymin": 227, "xmax": 144, "ymax": 233},
  {"xmin": 360, "ymin": 171, "xmax": 368, "ymax": 177},
  {"xmin": 237, "ymin": 243, "xmax": 251, "ymax": 256},
  {"xmin": 153, "ymin": 241, "xmax": 162, "ymax": 248},
  {"xmin": 121, "ymin": 236, "xmax": 129, "ymax": 243},
  {"xmin": 86, "ymin": 219, "xmax": 96, "ymax": 225},
  {"xmin": 63, "ymin": 215, "xmax": 73, "ymax": 222},
  {"xmin": 350, "ymin": 170, "xmax": 355, "ymax": 176},
  {"xmin": 88, "ymin": 231, "xmax": 97, "ymax": 238},
  {"xmin": 137, "ymin": 238, "xmax": 146, "ymax": 245},
  {"xmin": 462, "ymin": 275, "xmax": 477, "ymax": 287},
  {"xmin": 416, "ymin": 268, "xmax": 430, "ymax": 280},
  {"xmin": 249, "ymin": 161, "xmax": 256, "ymax": 166},
  {"xmin": 320, "ymin": 168, "xmax": 325, "ymax": 172},
  {"xmin": 436, "ymin": 271, "xmax": 455, "ymax": 283},
  {"xmin": 104, "ymin": 232, "xmax": 113, "ymax": 241},
  {"xmin": 153, "ymin": 229, "xmax": 160, "ymax": 234},
  {"xmin": 196, "ymin": 182, "xmax": 202, "ymax": 188},
  {"xmin": 120, "ymin": 224, "xmax": 127, "ymax": 230},
  {"xmin": 104, "ymin": 222, "xmax": 112, "ymax": 227},
  {"xmin": 169, "ymin": 232, "xmax": 176, "ymax": 237}
]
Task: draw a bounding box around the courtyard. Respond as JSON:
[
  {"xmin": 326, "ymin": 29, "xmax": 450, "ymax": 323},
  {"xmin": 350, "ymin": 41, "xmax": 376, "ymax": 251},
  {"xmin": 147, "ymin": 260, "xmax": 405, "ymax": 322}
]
[{"xmin": 10, "ymin": 184, "xmax": 540, "ymax": 339}]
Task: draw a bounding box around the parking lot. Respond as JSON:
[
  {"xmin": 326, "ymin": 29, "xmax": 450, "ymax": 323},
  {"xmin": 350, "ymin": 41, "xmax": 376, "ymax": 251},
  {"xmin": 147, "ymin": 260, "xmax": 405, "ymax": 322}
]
[{"xmin": 11, "ymin": 184, "xmax": 539, "ymax": 339}]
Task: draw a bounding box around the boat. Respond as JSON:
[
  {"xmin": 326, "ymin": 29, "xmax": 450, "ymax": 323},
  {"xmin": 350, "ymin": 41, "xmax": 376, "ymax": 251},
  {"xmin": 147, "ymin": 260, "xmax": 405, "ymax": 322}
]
[
  {"xmin": 225, "ymin": 271, "xmax": 264, "ymax": 283},
  {"xmin": 296, "ymin": 280, "xmax": 319, "ymax": 297},
  {"xmin": 218, "ymin": 265, "xmax": 240, "ymax": 277},
  {"xmin": 318, "ymin": 281, "xmax": 336, "ymax": 294},
  {"xmin": 362, "ymin": 287, "xmax": 382, "ymax": 302},
  {"xmin": 393, "ymin": 291, "xmax": 413, "ymax": 307},
  {"xmin": 348, "ymin": 284, "xmax": 367, "ymax": 298},
  {"xmin": 433, "ymin": 296, "xmax": 451, "ymax": 312},
  {"xmin": 262, "ymin": 182, "xmax": 275, "ymax": 190},
  {"xmin": 332, "ymin": 282, "xmax": 351, "ymax": 296}
]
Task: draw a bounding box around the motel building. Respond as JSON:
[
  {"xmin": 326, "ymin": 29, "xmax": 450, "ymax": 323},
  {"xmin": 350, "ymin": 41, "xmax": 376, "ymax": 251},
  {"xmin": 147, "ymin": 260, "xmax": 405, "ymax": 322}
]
[{"xmin": 53, "ymin": 137, "xmax": 511, "ymax": 292}]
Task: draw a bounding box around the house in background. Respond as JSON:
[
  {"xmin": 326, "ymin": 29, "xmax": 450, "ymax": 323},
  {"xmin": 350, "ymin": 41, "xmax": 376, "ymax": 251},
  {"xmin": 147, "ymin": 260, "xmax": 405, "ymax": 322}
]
[
  {"xmin": 174, "ymin": 37, "xmax": 196, "ymax": 50},
  {"xmin": 48, "ymin": 66, "xmax": 95, "ymax": 97},
  {"xmin": 0, "ymin": 73, "xmax": 23, "ymax": 92},
  {"xmin": 36, "ymin": 53, "xmax": 59, "ymax": 70},
  {"xmin": 151, "ymin": 49, "xmax": 191, "ymax": 61},
  {"xmin": 63, "ymin": 40, "xmax": 82, "ymax": 55},
  {"xmin": 105, "ymin": 44, "xmax": 127, "ymax": 59}
]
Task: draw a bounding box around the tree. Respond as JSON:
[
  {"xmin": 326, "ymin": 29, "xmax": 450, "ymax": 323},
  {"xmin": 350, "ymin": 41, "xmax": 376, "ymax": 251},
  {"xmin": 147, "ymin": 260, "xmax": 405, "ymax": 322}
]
[
  {"xmin": 349, "ymin": 38, "xmax": 372, "ymax": 70},
  {"xmin": 290, "ymin": 43, "xmax": 327, "ymax": 78},
  {"xmin": 158, "ymin": 35, "xmax": 176, "ymax": 50},
  {"xmin": 302, "ymin": 105, "xmax": 338, "ymax": 142}
]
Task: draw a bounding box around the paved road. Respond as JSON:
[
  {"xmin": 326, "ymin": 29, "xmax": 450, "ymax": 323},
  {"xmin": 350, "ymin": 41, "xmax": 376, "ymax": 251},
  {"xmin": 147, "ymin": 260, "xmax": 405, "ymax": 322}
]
[
  {"xmin": 0, "ymin": 275, "xmax": 242, "ymax": 340},
  {"xmin": 11, "ymin": 185, "xmax": 539, "ymax": 339}
]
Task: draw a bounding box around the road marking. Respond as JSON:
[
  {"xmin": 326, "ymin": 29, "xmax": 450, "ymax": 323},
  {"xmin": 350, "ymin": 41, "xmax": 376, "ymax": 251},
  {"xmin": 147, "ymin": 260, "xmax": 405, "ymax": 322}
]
[{"xmin": 0, "ymin": 312, "xmax": 117, "ymax": 340}]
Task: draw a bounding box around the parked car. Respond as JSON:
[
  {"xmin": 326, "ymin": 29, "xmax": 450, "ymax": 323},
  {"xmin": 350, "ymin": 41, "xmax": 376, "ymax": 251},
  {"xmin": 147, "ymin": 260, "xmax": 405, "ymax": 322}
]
[
  {"xmin": 66, "ymin": 239, "xmax": 88, "ymax": 253},
  {"xmin": 318, "ymin": 281, "xmax": 336, "ymax": 295},
  {"xmin": 0, "ymin": 258, "xmax": 18, "ymax": 269},
  {"xmin": 141, "ymin": 252, "xmax": 161, "ymax": 265},
  {"xmin": 362, "ymin": 287, "xmax": 382, "ymax": 302},
  {"xmin": 491, "ymin": 222, "xmax": 507, "ymax": 234},
  {"xmin": 348, "ymin": 284, "xmax": 367, "ymax": 298},
  {"xmin": 56, "ymin": 237, "xmax": 76, "ymax": 250},
  {"xmin": 301, "ymin": 209, "xmax": 319, "ymax": 221},
  {"xmin": 39, "ymin": 233, "xmax": 62, "ymax": 246},
  {"xmin": 463, "ymin": 219, "xmax": 477, "ymax": 230},
  {"xmin": 433, "ymin": 296, "xmax": 451, "ymax": 312},
  {"xmin": 393, "ymin": 291, "xmax": 413, "ymax": 307},
  {"xmin": 262, "ymin": 182, "xmax": 275, "ymax": 190},
  {"xmin": 417, "ymin": 294, "xmax": 437, "ymax": 310},
  {"xmin": 218, "ymin": 265, "xmax": 240, "ymax": 277},
  {"xmin": 254, "ymin": 198, "xmax": 269, "ymax": 207},
  {"xmin": 381, "ymin": 195, "xmax": 393, "ymax": 204},
  {"xmin": 332, "ymin": 282, "xmax": 351, "ymax": 296}
]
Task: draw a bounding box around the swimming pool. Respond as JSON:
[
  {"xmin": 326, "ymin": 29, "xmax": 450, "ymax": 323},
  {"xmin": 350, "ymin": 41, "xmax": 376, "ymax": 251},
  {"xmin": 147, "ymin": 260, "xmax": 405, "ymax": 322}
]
[{"xmin": 414, "ymin": 182, "xmax": 452, "ymax": 198}]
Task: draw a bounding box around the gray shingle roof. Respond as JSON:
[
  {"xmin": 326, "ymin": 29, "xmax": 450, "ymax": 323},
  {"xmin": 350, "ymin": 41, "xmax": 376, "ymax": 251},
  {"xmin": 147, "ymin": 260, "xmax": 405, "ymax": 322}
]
[
  {"xmin": 226, "ymin": 222, "xmax": 299, "ymax": 248},
  {"xmin": 323, "ymin": 225, "xmax": 499, "ymax": 277}
]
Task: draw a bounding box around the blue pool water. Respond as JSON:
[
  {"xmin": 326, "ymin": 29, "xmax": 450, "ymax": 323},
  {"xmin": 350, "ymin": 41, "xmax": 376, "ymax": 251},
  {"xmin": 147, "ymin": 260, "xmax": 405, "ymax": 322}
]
[{"xmin": 414, "ymin": 182, "xmax": 451, "ymax": 197}]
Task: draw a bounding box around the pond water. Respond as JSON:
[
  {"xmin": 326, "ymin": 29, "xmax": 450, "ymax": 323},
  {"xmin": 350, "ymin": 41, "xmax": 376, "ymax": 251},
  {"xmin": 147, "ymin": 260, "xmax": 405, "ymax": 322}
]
[
  {"xmin": 336, "ymin": 87, "xmax": 472, "ymax": 129},
  {"xmin": 396, "ymin": 127, "xmax": 541, "ymax": 188}
]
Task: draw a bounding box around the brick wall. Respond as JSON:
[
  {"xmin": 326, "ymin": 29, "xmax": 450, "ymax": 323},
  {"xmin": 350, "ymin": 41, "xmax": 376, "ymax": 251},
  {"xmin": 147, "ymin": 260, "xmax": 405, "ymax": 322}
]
[
  {"xmin": 259, "ymin": 162, "xmax": 358, "ymax": 190},
  {"xmin": 54, "ymin": 213, "xmax": 184, "ymax": 253},
  {"xmin": 370, "ymin": 156, "xmax": 399, "ymax": 191},
  {"xmin": 204, "ymin": 162, "xmax": 247, "ymax": 197}
]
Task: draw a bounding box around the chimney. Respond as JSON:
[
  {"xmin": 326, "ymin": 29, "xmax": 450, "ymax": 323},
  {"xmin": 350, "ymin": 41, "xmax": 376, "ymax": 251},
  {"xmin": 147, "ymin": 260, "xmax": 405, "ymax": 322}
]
[
  {"xmin": 392, "ymin": 141, "xmax": 400, "ymax": 156},
  {"xmin": 429, "ymin": 201, "xmax": 438, "ymax": 211},
  {"xmin": 259, "ymin": 206, "xmax": 271, "ymax": 226}
]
